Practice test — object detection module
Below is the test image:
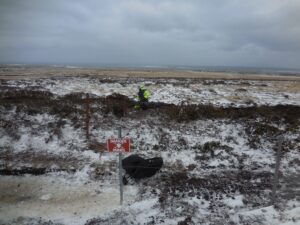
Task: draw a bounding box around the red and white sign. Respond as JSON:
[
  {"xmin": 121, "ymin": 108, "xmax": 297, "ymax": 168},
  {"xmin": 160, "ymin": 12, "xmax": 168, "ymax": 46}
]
[{"xmin": 107, "ymin": 138, "xmax": 130, "ymax": 153}]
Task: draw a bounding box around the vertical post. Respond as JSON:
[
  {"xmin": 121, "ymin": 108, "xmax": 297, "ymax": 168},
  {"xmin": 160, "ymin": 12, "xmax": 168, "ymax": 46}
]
[
  {"xmin": 271, "ymin": 135, "xmax": 283, "ymax": 205},
  {"xmin": 85, "ymin": 94, "xmax": 90, "ymax": 142},
  {"xmin": 118, "ymin": 127, "xmax": 123, "ymax": 205}
]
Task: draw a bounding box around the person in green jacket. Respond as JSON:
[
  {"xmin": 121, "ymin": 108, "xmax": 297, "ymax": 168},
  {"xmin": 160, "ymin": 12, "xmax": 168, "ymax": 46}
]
[{"xmin": 134, "ymin": 84, "xmax": 150, "ymax": 109}]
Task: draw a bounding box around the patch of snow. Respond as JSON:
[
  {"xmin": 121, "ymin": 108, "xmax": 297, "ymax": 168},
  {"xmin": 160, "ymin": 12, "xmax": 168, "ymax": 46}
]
[
  {"xmin": 0, "ymin": 174, "xmax": 138, "ymax": 225},
  {"xmin": 40, "ymin": 194, "xmax": 52, "ymax": 201},
  {"xmin": 223, "ymin": 195, "xmax": 244, "ymax": 208},
  {"xmin": 128, "ymin": 198, "xmax": 159, "ymax": 224}
]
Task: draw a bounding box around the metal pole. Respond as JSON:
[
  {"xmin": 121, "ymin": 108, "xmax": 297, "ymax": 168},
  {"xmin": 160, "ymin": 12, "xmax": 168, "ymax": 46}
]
[
  {"xmin": 118, "ymin": 127, "xmax": 123, "ymax": 205},
  {"xmin": 271, "ymin": 135, "xmax": 283, "ymax": 205}
]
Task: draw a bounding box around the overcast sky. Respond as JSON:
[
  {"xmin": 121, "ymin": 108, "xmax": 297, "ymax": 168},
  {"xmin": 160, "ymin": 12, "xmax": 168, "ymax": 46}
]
[{"xmin": 0, "ymin": 0, "xmax": 300, "ymax": 68}]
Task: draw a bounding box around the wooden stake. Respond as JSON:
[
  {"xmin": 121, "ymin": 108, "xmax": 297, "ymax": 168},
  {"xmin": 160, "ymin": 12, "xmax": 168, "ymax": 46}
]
[
  {"xmin": 271, "ymin": 135, "xmax": 283, "ymax": 205},
  {"xmin": 85, "ymin": 94, "xmax": 90, "ymax": 142}
]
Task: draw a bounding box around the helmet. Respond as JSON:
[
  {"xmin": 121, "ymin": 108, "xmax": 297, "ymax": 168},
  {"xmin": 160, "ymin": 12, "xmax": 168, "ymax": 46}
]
[{"xmin": 139, "ymin": 84, "xmax": 145, "ymax": 90}]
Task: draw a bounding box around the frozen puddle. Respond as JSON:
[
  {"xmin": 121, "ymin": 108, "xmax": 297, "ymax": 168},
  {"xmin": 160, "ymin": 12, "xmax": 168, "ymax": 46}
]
[{"xmin": 0, "ymin": 175, "xmax": 138, "ymax": 225}]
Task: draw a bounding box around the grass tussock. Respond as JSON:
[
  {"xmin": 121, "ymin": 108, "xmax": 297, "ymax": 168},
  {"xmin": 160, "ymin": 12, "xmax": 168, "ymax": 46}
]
[
  {"xmin": 1, "ymin": 91, "xmax": 299, "ymax": 127},
  {"xmin": 164, "ymin": 103, "xmax": 300, "ymax": 126}
]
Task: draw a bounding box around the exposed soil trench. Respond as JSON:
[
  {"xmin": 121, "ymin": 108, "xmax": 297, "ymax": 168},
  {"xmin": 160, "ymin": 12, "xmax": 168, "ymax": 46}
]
[
  {"xmin": 0, "ymin": 167, "xmax": 76, "ymax": 176},
  {"xmin": 1, "ymin": 90, "xmax": 300, "ymax": 122}
]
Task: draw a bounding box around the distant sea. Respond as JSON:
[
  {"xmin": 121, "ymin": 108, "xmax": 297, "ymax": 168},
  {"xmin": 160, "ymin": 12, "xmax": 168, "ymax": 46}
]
[
  {"xmin": 2, "ymin": 63, "xmax": 300, "ymax": 76},
  {"xmin": 137, "ymin": 65, "xmax": 300, "ymax": 76}
]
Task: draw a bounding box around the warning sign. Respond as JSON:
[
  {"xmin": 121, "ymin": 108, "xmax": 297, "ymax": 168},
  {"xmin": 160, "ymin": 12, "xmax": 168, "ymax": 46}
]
[{"xmin": 107, "ymin": 138, "xmax": 130, "ymax": 153}]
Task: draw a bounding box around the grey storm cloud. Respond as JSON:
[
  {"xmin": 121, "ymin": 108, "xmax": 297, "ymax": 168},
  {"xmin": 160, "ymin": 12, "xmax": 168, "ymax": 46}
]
[{"xmin": 0, "ymin": 0, "xmax": 300, "ymax": 68}]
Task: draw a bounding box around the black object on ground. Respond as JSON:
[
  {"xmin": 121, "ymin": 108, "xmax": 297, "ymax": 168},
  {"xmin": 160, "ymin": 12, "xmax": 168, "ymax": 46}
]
[{"xmin": 122, "ymin": 154, "xmax": 163, "ymax": 184}]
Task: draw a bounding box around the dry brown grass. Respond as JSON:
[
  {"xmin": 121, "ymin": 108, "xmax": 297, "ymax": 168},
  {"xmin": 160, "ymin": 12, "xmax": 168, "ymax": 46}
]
[
  {"xmin": 1, "ymin": 66, "xmax": 300, "ymax": 81},
  {"xmin": 272, "ymin": 81, "xmax": 300, "ymax": 92},
  {"xmin": 0, "ymin": 150, "xmax": 84, "ymax": 170},
  {"xmin": 2, "ymin": 90, "xmax": 299, "ymax": 125},
  {"xmin": 163, "ymin": 103, "xmax": 300, "ymax": 128}
]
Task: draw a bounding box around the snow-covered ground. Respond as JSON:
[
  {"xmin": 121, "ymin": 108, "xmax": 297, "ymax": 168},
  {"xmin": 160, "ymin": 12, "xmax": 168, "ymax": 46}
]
[
  {"xmin": 0, "ymin": 75, "xmax": 299, "ymax": 225},
  {"xmin": 0, "ymin": 174, "xmax": 138, "ymax": 225},
  {"xmin": 2, "ymin": 77, "xmax": 300, "ymax": 107}
]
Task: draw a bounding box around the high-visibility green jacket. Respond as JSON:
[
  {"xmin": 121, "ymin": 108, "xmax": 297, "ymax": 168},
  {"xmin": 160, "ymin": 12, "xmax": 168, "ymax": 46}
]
[
  {"xmin": 138, "ymin": 87, "xmax": 150, "ymax": 101},
  {"xmin": 143, "ymin": 89, "xmax": 150, "ymax": 100}
]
